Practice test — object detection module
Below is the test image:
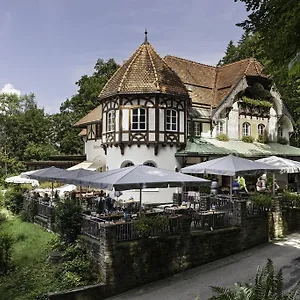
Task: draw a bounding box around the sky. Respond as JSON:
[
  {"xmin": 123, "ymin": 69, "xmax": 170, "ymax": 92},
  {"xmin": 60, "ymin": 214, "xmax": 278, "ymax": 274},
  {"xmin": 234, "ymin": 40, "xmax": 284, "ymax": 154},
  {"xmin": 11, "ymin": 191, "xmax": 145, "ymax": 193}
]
[{"xmin": 0, "ymin": 0, "xmax": 248, "ymax": 114}]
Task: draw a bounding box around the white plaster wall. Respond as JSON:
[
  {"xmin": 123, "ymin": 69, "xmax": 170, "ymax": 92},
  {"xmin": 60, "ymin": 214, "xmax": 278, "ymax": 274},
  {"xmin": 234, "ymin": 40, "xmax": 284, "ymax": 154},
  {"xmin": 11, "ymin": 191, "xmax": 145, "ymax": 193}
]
[
  {"xmin": 180, "ymin": 111, "xmax": 184, "ymax": 132},
  {"xmin": 159, "ymin": 110, "xmax": 164, "ymax": 131},
  {"xmin": 85, "ymin": 139, "xmax": 106, "ymax": 162},
  {"xmin": 227, "ymin": 102, "xmax": 239, "ymax": 140},
  {"xmin": 149, "ymin": 108, "xmax": 155, "ymax": 131},
  {"xmin": 211, "ymin": 118, "xmax": 227, "ymax": 138},
  {"xmin": 122, "ymin": 109, "xmax": 129, "ymax": 131},
  {"xmin": 106, "ymin": 145, "xmax": 182, "ymax": 204}
]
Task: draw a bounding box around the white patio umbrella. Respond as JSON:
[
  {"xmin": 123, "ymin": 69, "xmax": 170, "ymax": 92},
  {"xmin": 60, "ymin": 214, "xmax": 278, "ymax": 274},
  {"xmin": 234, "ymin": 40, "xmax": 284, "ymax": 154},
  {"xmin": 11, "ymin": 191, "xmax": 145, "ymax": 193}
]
[
  {"xmin": 73, "ymin": 165, "xmax": 210, "ymax": 215},
  {"xmin": 255, "ymin": 156, "xmax": 300, "ymax": 174},
  {"xmin": 24, "ymin": 167, "xmax": 68, "ymax": 199},
  {"xmin": 5, "ymin": 175, "xmax": 39, "ymax": 187},
  {"xmin": 181, "ymin": 154, "xmax": 279, "ymax": 199},
  {"xmin": 256, "ymin": 156, "xmax": 300, "ymax": 193}
]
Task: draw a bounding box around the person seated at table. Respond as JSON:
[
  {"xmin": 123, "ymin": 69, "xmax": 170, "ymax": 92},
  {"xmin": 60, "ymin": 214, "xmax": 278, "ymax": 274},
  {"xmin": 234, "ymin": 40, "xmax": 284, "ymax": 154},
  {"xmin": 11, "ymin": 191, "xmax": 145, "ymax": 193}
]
[
  {"xmin": 256, "ymin": 174, "xmax": 267, "ymax": 192},
  {"xmin": 232, "ymin": 178, "xmax": 240, "ymax": 194},
  {"xmin": 238, "ymin": 176, "xmax": 248, "ymax": 193},
  {"xmin": 210, "ymin": 177, "xmax": 219, "ymax": 196},
  {"xmin": 99, "ymin": 190, "xmax": 105, "ymax": 198},
  {"xmin": 43, "ymin": 193, "xmax": 51, "ymax": 203}
]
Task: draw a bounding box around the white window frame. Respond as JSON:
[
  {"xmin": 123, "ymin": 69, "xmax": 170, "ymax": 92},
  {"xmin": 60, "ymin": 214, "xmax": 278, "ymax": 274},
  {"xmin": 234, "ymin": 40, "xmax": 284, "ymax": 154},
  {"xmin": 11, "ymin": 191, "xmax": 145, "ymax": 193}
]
[
  {"xmin": 131, "ymin": 108, "xmax": 146, "ymax": 130},
  {"xmin": 194, "ymin": 122, "xmax": 201, "ymax": 136},
  {"xmin": 242, "ymin": 122, "xmax": 251, "ymax": 136},
  {"xmin": 258, "ymin": 124, "xmax": 265, "ymax": 136},
  {"xmin": 166, "ymin": 109, "xmax": 177, "ymax": 131},
  {"xmin": 217, "ymin": 121, "xmax": 224, "ymax": 134},
  {"xmin": 107, "ymin": 111, "xmax": 115, "ymax": 132}
]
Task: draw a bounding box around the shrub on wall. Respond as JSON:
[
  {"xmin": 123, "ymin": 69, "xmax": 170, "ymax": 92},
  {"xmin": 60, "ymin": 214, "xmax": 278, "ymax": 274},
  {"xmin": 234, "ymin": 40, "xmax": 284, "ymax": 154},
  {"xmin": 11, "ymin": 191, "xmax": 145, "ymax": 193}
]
[
  {"xmin": 242, "ymin": 136, "xmax": 254, "ymax": 143},
  {"xmin": 4, "ymin": 187, "xmax": 24, "ymax": 214},
  {"xmin": 278, "ymin": 137, "xmax": 288, "ymax": 145},
  {"xmin": 251, "ymin": 193, "xmax": 273, "ymax": 208},
  {"xmin": 55, "ymin": 198, "xmax": 82, "ymax": 243},
  {"xmin": 216, "ymin": 134, "xmax": 229, "ymax": 141},
  {"xmin": 135, "ymin": 215, "xmax": 169, "ymax": 238},
  {"xmin": 257, "ymin": 132, "xmax": 269, "ymax": 144}
]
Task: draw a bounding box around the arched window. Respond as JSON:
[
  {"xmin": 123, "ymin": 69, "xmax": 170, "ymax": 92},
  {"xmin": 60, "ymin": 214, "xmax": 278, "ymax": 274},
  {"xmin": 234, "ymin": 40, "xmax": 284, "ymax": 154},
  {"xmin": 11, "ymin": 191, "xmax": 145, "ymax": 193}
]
[
  {"xmin": 242, "ymin": 122, "xmax": 251, "ymax": 136},
  {"xmin": 107, "ymin": 111, "xmax": 115, "ymax": 132},
  {"xmin": 278, "ymin": 126, "xmax": 283, "ymax": 138},
  {"xmin": 258, "ymin": 124, "xmax": 265, "ymax": 136},
  {"xmin": 120, "ymin": 160, "xmax": 134, "ymax": 168},
  {"xmin": 166, "ymin": 109, "xmax": 177, "ymax": 131},
  {"xmin": 131, "ymin": 108, "xmax": 146, "ymax": 130},
  {"xmin": 143, "ymin": 160, "xmax": 157, "ymax": 167},
  {"xmin": 217, "ymin": 121, "xmax": 224, "ymax": 134}
]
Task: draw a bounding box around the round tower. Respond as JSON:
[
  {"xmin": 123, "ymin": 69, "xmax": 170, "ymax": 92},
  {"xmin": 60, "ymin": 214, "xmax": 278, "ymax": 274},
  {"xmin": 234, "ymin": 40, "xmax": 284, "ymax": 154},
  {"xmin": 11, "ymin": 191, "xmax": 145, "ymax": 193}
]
[{"xmin": 99, "ymin": 34, "xmax": 190, "ymax": 177}]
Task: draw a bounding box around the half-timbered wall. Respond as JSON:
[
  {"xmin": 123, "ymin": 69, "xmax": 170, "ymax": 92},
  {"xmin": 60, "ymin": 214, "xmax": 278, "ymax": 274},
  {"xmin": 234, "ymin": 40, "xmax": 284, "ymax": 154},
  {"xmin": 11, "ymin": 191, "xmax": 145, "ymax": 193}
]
[{"xmin": 101, "ymin": 95, "xmax": 187, "ymax": 153}]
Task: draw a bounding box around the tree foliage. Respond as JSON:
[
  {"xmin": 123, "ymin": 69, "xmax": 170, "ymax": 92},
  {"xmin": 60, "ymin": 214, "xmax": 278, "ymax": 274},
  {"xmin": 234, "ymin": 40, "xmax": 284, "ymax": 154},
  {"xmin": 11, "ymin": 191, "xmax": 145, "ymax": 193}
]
[
  {"xmin": 52, "ymin": 58, "xmax": 119, "ymax": 154},
  {"xmin": 210, "ymin": 259, "xmax": 299, "ymax": 299}
]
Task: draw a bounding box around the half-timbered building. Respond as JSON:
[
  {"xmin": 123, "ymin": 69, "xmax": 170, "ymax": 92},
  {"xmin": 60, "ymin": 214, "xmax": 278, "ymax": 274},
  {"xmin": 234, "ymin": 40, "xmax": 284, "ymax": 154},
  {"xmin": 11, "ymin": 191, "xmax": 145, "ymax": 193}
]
[{"xmin": 74, "ymin": 34, "xmax": 300, "ymax": 203}]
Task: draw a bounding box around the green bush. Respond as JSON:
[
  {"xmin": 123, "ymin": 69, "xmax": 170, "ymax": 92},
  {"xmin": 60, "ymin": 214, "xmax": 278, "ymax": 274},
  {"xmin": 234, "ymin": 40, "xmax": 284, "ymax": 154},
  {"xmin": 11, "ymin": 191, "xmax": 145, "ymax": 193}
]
[
  {"xmin": 4, "ymin": 187, "xmax": 24, "ymax": 214},
  {"xmin": 257, "ymin": 132, "xmax": 269, "ymax": 144},
  {"xmin": 241, "ymin": 96, "xmax": 273, "ymax": 108},
  {"xmin": 135, "ymin": 215, "xmax": 169, "ymax": 238},
  {"xmin": 55, "ymin": 241, "xmax": 98, "ymax": 289},
  {"xmin": 55, "ymin": 198, "xmax": 82, "ymax": 243},
  {"xmin": 0, "ymin": 232, "xmax": 14, "ymax": 274},
  {"xmin": 251, "ymin": 193, "xmax": 273, "ymax": 208},
  {"xmin": 20, "ymin": 200, "xmax": 38, "ymax": 222},
  {"xmin": 216, "ymin": 134, "xmax": 229, "ymax": 141},
  {"xmin": 242, "ymin": 135, "xmax": 254, "ymax": 143},
  {"xmin": 278, "ymin": 136, "xmax": 288, "ymax": 144},
  {"xmin": 282, "ymin": 191, "xmax": 300, "ymax": 207}
]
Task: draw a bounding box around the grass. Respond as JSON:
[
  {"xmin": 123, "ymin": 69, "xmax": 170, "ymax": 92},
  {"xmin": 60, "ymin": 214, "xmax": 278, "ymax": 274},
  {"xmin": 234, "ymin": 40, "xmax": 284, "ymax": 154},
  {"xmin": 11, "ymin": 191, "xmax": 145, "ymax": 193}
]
[{"xmin": 0, "ymin": 208, "xmax": 61, "ymax": 300}]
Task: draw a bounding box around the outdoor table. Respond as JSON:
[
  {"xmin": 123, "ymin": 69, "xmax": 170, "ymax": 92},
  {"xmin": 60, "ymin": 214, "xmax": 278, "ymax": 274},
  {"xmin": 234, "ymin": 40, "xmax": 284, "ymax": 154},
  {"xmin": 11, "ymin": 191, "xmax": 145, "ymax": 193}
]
[
  {"xmin": 193, "ymin": 210, "xmax": 226, "ymax": 230},
  {"xmin": 164, "ymin": 206, "xmax": 189, "ymax": 215}
]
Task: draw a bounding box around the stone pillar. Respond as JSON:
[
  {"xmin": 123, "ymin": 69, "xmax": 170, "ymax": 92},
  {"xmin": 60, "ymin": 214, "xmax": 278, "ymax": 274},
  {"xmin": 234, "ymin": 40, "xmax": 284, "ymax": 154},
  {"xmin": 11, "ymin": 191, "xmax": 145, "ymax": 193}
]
[
  {"xmin": 270, "ymin": 197, "xmax": 284, "ymax": 239},
  {"xmin": 233, "ymin": 200, "xmax": 247, "ymax": 226}
]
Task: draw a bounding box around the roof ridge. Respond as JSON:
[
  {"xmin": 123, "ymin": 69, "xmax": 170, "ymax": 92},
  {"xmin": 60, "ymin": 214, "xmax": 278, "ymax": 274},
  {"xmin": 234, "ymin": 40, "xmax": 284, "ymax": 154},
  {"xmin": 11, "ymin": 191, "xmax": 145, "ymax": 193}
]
[
  {"xmin": 117, "ymin": 44, "xmax": 144, "ymax": 92},
  {"xmin": 244, "ymin": 58, "xmax": 254, "ymax": 74},
  {"xmin": 165, "ymin": 55, "xmax": 216, "ymax": 69},
  {"xmin": 146, "ymin": 44, "xmax": 160, "ymax": 91},
  {"xmin": 218, "ymin": 57, "xmax": 252, "ymax": 69}
]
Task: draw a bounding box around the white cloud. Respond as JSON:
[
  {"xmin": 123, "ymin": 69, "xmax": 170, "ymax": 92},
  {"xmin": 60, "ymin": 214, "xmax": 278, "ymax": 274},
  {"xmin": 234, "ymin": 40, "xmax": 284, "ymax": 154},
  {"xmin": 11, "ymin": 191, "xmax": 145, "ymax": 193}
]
[{"xmin": 0, "ymin": 83, "xmax": 21, "ymax": 97}]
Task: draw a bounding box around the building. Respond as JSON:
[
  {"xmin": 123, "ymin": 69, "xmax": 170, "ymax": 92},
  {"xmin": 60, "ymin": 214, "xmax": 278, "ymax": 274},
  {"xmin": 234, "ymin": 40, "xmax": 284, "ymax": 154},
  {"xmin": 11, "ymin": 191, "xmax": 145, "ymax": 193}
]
[{"xmin": 74, "ymin": 33, "xmax": 300, "ymax": 203}]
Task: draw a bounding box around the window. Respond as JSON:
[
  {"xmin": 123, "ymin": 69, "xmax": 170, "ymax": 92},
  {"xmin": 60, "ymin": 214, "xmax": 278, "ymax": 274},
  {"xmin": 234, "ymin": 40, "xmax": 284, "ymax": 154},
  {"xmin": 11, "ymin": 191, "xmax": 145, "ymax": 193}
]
[
  {"xmin": 166, "ymin": 109, "xmax": 177, "ymax": 131},
  {"xmin": 242, "ymin": 122, "xmax": 251, "ymax": 136},
  {"xmin": 258, "ymin": 124, "xmax": 265, "ymax": 136},
  {"xmin": 96, "ymin": 123, "xmax": 102, "ymax": 138},
  {"xmin": 107, "ymin": 111, "xmax": 115, "ymax": 132},
  {"xmin": 121, "ymin": 161, "xmax": 134, "ymax": 168},
  {"xmin": 278, "ymin": 126, "xmax": 283, "ymax": 138},
  {"xmin": 217, "ymin": 121, "xmax": 224, "ymax": 134},
  {"xmin": 194, "ymin": 122, "xmax": 201, "ymax": 136},
  {"xmin": 187, "ymin": 121, "xmax": 192, "ymax": 136},
  {"xmin": 143, "ymin": 160, "xmax": 157, "ymax": 167},
  {"xmin": 132, "ymin": 108, "xmax": 146, "ymax": 130}
]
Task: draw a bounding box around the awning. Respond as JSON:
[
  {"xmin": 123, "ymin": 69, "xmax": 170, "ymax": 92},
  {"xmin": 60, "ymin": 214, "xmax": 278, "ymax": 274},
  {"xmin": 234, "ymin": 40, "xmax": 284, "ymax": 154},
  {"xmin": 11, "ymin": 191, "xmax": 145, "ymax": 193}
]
[
  {"xmin": 176, "ymin": 137, "xmax": 300, "ymax": 158},
  {"xmin": 67, "ymin": 160, "xmax": 105, "ymax": 171}
]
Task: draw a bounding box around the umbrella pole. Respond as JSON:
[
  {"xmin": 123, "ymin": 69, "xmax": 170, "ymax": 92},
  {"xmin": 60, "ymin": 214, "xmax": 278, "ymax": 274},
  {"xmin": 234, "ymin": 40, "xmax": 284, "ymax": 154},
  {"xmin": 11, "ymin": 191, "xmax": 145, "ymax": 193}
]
[
  {"xmin": 230, "ymin": 176, "xmax": 233, "ymax": 201},
  {"xmin": 139, "ymin": 188, "xmax": 142, "ymax": 217},
  {"xmin": 272, "ymin": 173, "xmax": 276, "ymax": 195}
]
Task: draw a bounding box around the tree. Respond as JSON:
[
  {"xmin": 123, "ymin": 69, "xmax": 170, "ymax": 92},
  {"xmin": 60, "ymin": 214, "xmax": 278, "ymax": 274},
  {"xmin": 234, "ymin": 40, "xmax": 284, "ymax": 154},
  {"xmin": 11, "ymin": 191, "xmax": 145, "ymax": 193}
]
[
  {"xmin": 53, "ymin": 58, "xmax": 119, "ymax": 155},
  {"xmin": 209, "ymin": 259, "xmax": 299, "ymax": 299}
]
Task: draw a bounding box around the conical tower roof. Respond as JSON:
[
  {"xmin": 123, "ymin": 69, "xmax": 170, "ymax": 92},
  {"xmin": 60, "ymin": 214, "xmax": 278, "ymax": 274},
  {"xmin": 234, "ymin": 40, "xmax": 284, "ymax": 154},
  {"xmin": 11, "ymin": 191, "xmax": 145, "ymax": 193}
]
[{"xmin": 99, "ymin": 39, "xmax": 188, "ymax": 100}]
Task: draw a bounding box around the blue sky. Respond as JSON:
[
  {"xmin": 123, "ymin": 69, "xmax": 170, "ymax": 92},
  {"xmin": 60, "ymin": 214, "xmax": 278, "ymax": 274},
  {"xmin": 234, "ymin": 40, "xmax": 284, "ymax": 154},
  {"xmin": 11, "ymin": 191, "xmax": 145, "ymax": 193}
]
[{"xmin": 0, "ymin": 0, "xmax": 248, "ymax": 114}]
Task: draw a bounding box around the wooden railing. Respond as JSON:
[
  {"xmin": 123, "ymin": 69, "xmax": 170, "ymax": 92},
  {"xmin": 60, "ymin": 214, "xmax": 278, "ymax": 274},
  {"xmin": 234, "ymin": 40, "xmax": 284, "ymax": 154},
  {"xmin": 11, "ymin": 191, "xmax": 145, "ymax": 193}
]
[
  {"xmin": 81, "ymin": 215, "xmax": 107, "ymax": 240},
  {"xmin": 36, "ymin": 202, "xmax": 54, "ymax": 219}
]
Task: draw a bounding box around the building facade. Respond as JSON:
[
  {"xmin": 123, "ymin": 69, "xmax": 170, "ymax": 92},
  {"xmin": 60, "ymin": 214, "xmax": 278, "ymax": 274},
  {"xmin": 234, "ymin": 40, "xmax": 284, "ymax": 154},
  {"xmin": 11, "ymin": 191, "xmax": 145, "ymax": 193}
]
[{"xmin": 74, "ymin": 35, "xmax": 299, "ymax": 203}]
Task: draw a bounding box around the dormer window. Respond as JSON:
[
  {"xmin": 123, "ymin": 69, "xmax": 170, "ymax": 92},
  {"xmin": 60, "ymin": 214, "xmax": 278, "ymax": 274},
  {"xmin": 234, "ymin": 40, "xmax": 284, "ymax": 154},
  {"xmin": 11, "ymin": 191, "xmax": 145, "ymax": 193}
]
[
  {"xmin": 166, "ymin": 109, "xmax": 177, "ymax": 131},
  {"xmin": 194, "ymin": 122, "xmax": 201, "ymax": 136},
  {"xmin": 107, "ymin": 111, "xmax": 115, "ymax": 132},
  {"xmin": 217, "ymin": 121, "xmax": 224, "ymax": 134},
  {"xmin": 242, "ymin": 122, "xmax": 251, "ymax": 136},
  {"xmin": 132, "ymin": 108, "xmax": 146, "ymax": 130},
  {"xmin": 258, "ymin": 124, "xmax": 265, "ymax": 136}
]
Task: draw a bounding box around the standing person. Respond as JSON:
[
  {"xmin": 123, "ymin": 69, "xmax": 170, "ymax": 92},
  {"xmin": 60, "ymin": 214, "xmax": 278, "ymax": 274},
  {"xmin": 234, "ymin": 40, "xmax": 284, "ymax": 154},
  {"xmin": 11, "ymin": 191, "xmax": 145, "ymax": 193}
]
[
  {"xmin": 232, "ymin": 178, "xmax": 240, "ymax": 194},
  {"xmin": 256, "ymin": 174, "xmax": 267, "ymax": 192},
  {"xmin": 238, "ymin": 176, "xmax": 249, "ymax": 193},
  {"xmin": 210, "ymin": 177, "xmax": 219, "ymax": 196}
]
